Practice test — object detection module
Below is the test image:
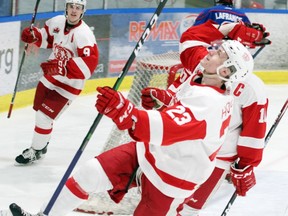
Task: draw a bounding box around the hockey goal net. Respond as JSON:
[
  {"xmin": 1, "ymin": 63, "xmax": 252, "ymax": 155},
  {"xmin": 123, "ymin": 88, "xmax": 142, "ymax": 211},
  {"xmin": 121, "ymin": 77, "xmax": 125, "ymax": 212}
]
[{"xmin": 76, "ymin": 52, "xmax": 183, "ymax": 215}]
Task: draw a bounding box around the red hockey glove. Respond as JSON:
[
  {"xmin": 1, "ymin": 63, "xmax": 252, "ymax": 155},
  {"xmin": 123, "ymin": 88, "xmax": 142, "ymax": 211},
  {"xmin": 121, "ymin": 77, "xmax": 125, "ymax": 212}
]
[
  {"xmin": 96, "ymin": 86, "xmax": 138, "ymax": 130},
  {"xmin": 230, "ymin": 162, "xmax": 256, "ymax": 196},
  {"xmin": 227, "ymin": 22, "xmax": 271, "ymax": 48},
  {"xmin": 141, "ymin": 87, "xmax": 175, "ymax": 110},
  {"xmin": 21, "ymin": 26, "xmax": 41, "ymax": 44},
  {"xmin": 40, "ymin": 59, "xmax": 68, "ymax": 76}
]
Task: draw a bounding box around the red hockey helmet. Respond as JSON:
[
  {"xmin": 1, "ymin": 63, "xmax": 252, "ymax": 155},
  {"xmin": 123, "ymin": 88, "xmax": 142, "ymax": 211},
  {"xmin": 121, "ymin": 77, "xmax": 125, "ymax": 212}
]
[{"xmin": 214, "ymin": 0, "xmax": 234, "ymax": 6}]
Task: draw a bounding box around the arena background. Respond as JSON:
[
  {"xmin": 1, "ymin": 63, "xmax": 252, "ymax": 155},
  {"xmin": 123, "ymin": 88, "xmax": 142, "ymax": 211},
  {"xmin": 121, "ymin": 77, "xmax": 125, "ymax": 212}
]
[{"xmin": 0, "ymin": 7, "xmax": 287, "ymax": 113}]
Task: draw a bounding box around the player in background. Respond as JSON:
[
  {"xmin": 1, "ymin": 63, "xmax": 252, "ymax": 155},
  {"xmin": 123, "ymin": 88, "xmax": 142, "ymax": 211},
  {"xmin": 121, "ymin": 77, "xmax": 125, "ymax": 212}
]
[
  {"xmin": 242, "ymin": 0, "xmax": 265, "ymax": 9},
  {"xmin": 9, "ymin": 21, "xmax": 255, "ymax": 216},
  {"xmin": 192, "ymin": 0, "xmax": 251, "ymax": 26},
  {"xmin": 142, "ymin": 21, "xmax": 271, "ymax": 216},
  {"xmin": 15, "ymin": 0, "xmax": 99, "ymax": 165}
]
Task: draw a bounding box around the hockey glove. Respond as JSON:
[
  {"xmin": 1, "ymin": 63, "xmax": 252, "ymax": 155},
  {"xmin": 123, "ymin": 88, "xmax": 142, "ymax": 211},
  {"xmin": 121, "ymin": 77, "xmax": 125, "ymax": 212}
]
[
  {"xmin": 248, "ymin": 23, "xmax": 271, "ymax": 46},
  {"xmin": 96, "ymin": 86, "xmax": 138, "ymax": 130},
  {"xmin": 230, "ymin": 162, "xmax": 256, "ymax": 196},
  {"xmin": 40, "ymin": 59, "xmax": 68, "ymax": 76},
  {"xmin": 21, "ymin": 26, "xmax": 41, "ymax": 44},
  {"xmin": 227, "ymin": 22, "xmax": 271, "ymax": 48},
  {"xmin": 141, "ymin": 87, "xmax": 175, "ymax": 110}
]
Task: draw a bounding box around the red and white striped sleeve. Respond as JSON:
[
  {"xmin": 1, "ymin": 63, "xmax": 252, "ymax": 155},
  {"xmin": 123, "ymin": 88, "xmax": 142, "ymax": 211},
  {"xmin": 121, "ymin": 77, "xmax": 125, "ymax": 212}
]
[{"xmin": 235, "ymin": 78, "xmax": 268, "ymax": 168}]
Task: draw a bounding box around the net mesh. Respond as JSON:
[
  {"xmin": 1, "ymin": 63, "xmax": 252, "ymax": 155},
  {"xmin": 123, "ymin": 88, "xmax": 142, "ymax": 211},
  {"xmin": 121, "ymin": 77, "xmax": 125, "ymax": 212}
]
[{"xmin": 103, "ymin": 52, "xmax": 181, "ymax": 152}]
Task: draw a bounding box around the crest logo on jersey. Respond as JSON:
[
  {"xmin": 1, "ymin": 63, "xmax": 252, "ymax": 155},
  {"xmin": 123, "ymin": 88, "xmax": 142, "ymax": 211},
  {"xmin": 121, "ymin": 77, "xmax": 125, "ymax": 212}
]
[
  {"xmin": 53, "ymin": 43, "xmax": 74, "ymax": 61},
  {"xmin": 53, "ymin": 27, "xmax": 60, "ymax": 34}
]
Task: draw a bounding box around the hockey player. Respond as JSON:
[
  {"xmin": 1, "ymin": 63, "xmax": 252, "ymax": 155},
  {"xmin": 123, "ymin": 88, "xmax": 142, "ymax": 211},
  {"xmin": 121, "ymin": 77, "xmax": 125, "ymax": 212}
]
[
  {"xmin": 15, "ymin": 0, "xmax": 99, "ymax": 165},
  {"xmin": 242, "ymin": 0, "xmax": 265, "ymax": 9},
  {"xmin": 193, "ymin": 0, "xmax": 251, "ymax": 26},
  {"xmin": 9, "ymin": 21, "xmax": 255, "ymax": 215},
  {"xmin": 141, "ymin": 22, "xmax": 270, "ymax": 216}
]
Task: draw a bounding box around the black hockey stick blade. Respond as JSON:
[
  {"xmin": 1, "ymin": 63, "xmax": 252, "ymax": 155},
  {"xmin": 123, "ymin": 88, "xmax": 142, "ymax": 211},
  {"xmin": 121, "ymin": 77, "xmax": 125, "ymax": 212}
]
[{"xmin": 43, "ymin": 0, "xmax": 168, "ymax": 215}]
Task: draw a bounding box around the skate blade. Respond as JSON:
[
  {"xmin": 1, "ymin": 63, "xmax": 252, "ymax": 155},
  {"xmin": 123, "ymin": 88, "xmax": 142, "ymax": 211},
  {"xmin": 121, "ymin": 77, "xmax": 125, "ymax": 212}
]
[
  {"xmin": 14, "ymin": 156, "xmax": 46, "ymax": 166},
  {"xmin": 14, "ymin": 161, "xmax": 37, "ymax": 166}
]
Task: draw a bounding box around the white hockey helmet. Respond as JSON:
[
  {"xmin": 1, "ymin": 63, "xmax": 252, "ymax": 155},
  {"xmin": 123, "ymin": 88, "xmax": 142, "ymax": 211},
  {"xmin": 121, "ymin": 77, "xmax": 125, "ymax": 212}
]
[
  {"xmin": 65, "ymin": 0, "xmax": 87, "ymax": 19},
  {"xmin": 217, "ymin": 40, "xmax": 254, "ymax": 83}
]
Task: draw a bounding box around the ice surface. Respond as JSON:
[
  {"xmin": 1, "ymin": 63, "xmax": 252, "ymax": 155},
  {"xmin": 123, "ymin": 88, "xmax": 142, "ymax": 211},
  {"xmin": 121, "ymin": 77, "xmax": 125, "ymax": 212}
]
[{"xmin": 0, "ymin": 85, "xmax": 287, "ymax": 216}]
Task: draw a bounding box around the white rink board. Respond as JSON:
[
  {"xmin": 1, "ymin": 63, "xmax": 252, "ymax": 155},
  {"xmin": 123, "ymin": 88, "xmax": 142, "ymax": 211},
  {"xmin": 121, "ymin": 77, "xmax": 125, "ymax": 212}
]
[{"xmin": 0, "ymin": 21, "xmax": 20, "ymax": 96}]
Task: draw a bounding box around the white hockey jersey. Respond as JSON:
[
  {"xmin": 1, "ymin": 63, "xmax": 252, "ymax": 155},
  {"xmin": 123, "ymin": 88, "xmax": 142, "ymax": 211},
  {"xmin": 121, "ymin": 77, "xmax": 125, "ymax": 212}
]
[
  {"xmin": 216, "ymin": 73, "xmax": 267, "ymax": 169},
  {"xmin": 171, "ymin": 20, "xmax": 267, "ymax": 170},
  {"xmin": 130, "ymin": 77, "xmax": 234, "ymax": 198},
  {"xmin": 34, "ymin": 15, "xmax": 99, "ymax": 100}
]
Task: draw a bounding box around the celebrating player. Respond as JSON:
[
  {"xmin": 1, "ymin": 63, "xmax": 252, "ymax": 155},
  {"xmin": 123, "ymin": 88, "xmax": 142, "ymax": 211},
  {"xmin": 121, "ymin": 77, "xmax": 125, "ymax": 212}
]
[
  {"xmin": 9, "ymin": 20, "xmax": 256, "ymax": 216},
  {"xmin": 142, "ymin": 21, "xmax": 270, "ymax": 216},
  {"xmin": 15, "ymin": 0, "xmax": 99, "ymax": 165}
]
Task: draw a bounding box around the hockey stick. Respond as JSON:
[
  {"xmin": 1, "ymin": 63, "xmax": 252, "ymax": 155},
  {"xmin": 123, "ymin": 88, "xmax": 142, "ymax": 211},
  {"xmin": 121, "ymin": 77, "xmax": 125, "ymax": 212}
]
[
  {"xmin": 264, "ymin": 98, "xmax": 288, "ymax": 147},
  {"xmin": 221, "ymin": 98, "xmax": 288, "ymax": 216},
  {"xmin": 7, "ymin": 0, "xmax": 41, "ymax": 118},
  {"xmin": 251, "ymin": 45, "xmax": 265, "ymax": 59},
  {"xmin": 43, "ymin": 1, "xmax": 168, "ymax": 215}
]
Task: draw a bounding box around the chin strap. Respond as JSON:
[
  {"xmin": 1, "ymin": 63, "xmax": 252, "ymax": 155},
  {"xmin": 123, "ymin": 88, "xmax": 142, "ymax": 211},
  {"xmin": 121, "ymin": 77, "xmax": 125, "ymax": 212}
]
[
  {"xmin": 202, "ymin": 72, "xmax": 219, "ymax": 79},
  {"xmin": 202, "ymin": 70, "xmax": 228, "ymax": 82}
]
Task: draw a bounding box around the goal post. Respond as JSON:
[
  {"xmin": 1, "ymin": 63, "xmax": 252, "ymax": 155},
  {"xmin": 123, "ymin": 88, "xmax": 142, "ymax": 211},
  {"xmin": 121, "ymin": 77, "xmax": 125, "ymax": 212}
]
[{"xmin": 75, "ymin": 51, "xmax": 183, "ymax": 215}]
